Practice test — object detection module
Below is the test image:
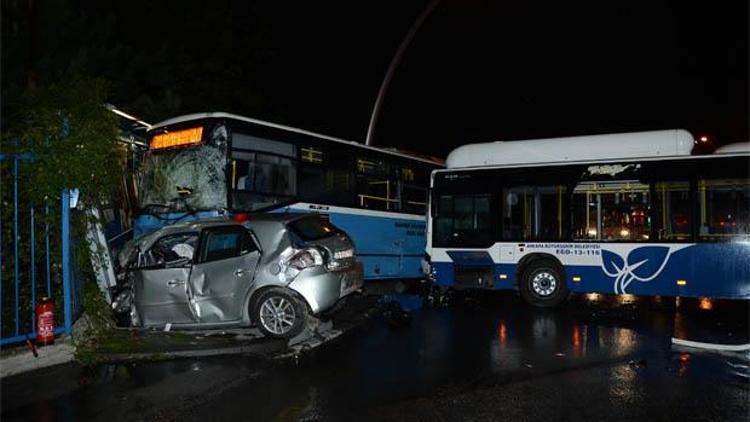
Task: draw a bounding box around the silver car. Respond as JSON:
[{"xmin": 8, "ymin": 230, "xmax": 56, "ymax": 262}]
[{"xmin": 114, "ymin": 213, "xmax": 363, "ymax": 338}]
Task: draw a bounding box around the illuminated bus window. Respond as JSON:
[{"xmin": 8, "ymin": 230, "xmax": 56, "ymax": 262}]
[
  {"xmin": 573, "ymin": 181, "xmax": 650, "ymax": 241},
  {"xmin": 654, "ymin": 181, "xmax": 692, "ymax": 241},
  {"xmin": 301, "ymin": 146, "xmax": 323, "ymax": 164},
  {"xmin": 356, "ymin": 157, "xmax": 398, "ymax": 211}
]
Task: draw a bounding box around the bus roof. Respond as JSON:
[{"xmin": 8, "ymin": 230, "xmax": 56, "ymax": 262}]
[
  {"xmin": 445, "ymin": 129, "xmax": 695, "ymax": 169},
  {"xmin": 150, "ymin": 112, "xmax": 443, "ymax": 166},
  {"xmin": 714, "ymin": 142, "xmax": 750, "ymax": 154}
]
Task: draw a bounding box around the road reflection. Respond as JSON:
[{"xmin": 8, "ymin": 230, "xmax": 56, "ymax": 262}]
[{"xmin": 2, "ymin": 292, "xmax": 747, "ymax": 422}]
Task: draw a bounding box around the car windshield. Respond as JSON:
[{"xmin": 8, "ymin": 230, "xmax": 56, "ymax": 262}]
[
  {"xmin": 287, "ymin": 215, "xmax": 338, "ymax": 241},
  {"xmin": 139, "ymin": 124, "xmax": 228, "ymax": 212}
]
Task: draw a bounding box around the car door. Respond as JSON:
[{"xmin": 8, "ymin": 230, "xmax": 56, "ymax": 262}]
[
  {"xmin": 134, "ymin": 232, "xmax": 199, "ymax": 326},
  {"xmin": 188, "ymin": 225, "xmax": 261, "ymax": 323}
]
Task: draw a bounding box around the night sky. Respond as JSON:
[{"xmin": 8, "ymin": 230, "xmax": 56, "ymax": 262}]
[{"xmin": 2, "ymin": 1, "xmax": 747, "ymax": 158}]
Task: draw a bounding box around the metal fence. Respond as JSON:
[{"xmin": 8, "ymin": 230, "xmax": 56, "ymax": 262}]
[{"xmin": 0, "ymin": 153, "xmax": 83, "ymax": 346}]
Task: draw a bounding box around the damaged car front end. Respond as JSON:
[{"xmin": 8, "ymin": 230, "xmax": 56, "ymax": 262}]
[{"xmin": 113, "ymin": 213, "xmax": 363, "ymax": 338}]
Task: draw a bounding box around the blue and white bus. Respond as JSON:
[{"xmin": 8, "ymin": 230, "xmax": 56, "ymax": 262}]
[
  {"xmin": 425, "ymin": 130, "xmax": 750, "ymax": 306},
  {"xmin": 134, "ymin": 112, "xmax": 442, "ymax": 281}
]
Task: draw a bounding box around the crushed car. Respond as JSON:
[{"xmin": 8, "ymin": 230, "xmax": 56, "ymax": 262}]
[{"xmin": 112, "ymin": 213, "xmax": 363, "ymax": 338}]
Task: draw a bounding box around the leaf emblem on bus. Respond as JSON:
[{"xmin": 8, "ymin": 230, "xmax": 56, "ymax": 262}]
[{"xmin": 601, "ymin": 246, "xmax": 671, "ymax": 294}]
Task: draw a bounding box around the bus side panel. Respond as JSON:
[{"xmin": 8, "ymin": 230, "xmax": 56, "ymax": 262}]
[
  {"xmin": 494, "ymin": 264, "xmax": 517, "ymax": 289},
  {"xmin": 429, "ymin": 248, "xmax": 516, "ymax": 290},
  {"xmin": 433, "ymin": 243, "xmax": 750, "ymax": 299},
  {"xmin": 327, "ymin": 211, "xmax": 426, "ymax": 280},
  {"xmin": 564, "ymin": 243, "xmax": 750, "ymax": 299},
  {"xmin": 432, "ymin": 262, "xmax": 454, "ymax": 287},
  {"xmin": 673, "ymin": 243, "xmax": 750, "ymax": 299}
]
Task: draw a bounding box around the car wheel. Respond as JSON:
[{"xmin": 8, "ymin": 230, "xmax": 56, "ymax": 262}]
[
  {"xmin": 252, "ymin": 288, "xmax": 307, "ymax": 339},
  {"xmin": 519, "ymin": 259, "xmax": 569, "ymax": 308}
]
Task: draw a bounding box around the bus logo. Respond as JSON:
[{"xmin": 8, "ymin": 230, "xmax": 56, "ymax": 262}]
[{"xmin": 601, "ymin": 246, "xmax": 672, "ymax": 294}]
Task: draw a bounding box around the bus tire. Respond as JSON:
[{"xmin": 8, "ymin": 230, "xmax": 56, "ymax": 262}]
[{"xmin": 519, "ymin": 259, "xmax": 569, "ymax": 308}]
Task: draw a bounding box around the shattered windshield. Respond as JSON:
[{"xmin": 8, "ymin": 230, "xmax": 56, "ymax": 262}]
[{"xmin": 140, "ymin": 124, "xmax": 228, "ymax": 212}]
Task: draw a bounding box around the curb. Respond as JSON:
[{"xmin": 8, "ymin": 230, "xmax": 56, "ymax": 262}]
[{"xmin": 0, "ymin": 340, "xmax": 76, "ymax": 378}]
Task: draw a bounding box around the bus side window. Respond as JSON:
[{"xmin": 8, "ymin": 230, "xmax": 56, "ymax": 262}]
[
  {"xmin": 501, "ymin": 185, "xmax": 566, "ymax": 241},
  {"xmin": 356, "ymin": 157, "xmax": 398, "ymax": 211},
  {"xmin": 400, "ymin": 166, "xmax": 428, "ymax": 214},
  {"xmin": 654, "ymin": 181, "xmax": 692, "ymax": 241},
  {"xmin": 572, "ymin": 180, "xmax": 650, "ymax": 241},
  {"xmin": 433, "ymin": 194, "xmax": 492, "ymax": 247},
  {"xmin": 230, "ymin": 146, "xmax": 296, "ymax": 211},
  {"xmin": 698, "ymin": 178, "xmax": 750, "ymax": 240},
  {"xmin": 298, "ymin": 147, "xmax": 355, "ymax": 207},
  {"xmin": 402, "ymin": 185, "xmax": 427, "ymax": 214}
]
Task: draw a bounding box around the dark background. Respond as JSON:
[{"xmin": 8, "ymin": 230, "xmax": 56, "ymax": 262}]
[{"xmin": 2, "ymin": 0, "xmax": 747, "ymax": 158}]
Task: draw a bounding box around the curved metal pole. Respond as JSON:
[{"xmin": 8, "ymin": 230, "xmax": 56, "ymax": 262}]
[{"xmin": 365, "ymin": 0, "xmax": 440, "ymax": 146}]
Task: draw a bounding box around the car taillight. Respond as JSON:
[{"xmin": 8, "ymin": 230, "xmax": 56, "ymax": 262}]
[
  {"xmin": 279, "ymin": 248, "xmax": 325, "ymax": 283},
  {"xmin": 288, "ymin": 248, "xmax": 324, "ymax": 270}
]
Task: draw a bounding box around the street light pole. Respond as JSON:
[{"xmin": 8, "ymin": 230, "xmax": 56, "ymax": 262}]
[{"xmin": 365, "ymin": 0, "xmax": 440, "ymax": 146}]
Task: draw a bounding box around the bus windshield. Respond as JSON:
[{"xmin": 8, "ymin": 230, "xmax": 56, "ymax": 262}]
[{"xmin": 139, "ymin": 124, "xmax": 228, "ymax": 212}]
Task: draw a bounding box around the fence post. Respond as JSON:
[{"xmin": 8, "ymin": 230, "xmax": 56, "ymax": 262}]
[
  {"xmin": 0, "ymin": 156, "xmax": 3, "ymax": 332},
  {"xmin": 62, "ymin": 189, "xmax": 73, "ymax": 334},
  {"xmin": 14, "ymin": 158, "xmax": 20, "ymax": 336},
  {"xmin": 31, "ymin": 206, "xmax": 36, "ymax": 335}
]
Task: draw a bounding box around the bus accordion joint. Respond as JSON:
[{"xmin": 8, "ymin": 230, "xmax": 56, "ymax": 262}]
[{"xmin": 150, "ymin": 127, "xmax": 203, "ymax": 150}]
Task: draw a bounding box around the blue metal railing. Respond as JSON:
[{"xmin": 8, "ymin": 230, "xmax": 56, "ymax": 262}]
[{"xmin": 0, "ymin": 153, "xmax": 80, "ymax": 346}]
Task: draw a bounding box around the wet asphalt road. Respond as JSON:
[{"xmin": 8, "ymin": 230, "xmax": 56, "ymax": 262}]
[{"xmin": 2, "ymin": 292, "xmax": 749, "ymax": 421}]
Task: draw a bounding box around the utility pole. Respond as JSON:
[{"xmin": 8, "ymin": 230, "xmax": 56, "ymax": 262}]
[
  {"xmin": 365, "ymin": 0, "xmax": 440, "ymax": 146},
  {"xmin": 26, "ymin": 0, "xmax": 37, "ymax": 89}
]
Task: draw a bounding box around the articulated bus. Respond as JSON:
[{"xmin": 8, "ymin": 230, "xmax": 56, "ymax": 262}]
[
  {"xmin": 135, "ymin": 112, "xmax": 442, "ymax": 281},
  {"xmin": 425, "ymin": 130, "xmax": 750, "ymax": 306}
]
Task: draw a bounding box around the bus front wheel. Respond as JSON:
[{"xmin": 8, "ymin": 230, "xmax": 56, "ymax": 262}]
[{"xmin": 519, "ymin": 259, "xmax": 569, "ymax": 308}]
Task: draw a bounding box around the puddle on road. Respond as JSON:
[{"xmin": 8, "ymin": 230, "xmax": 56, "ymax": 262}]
[{"xmin": 3, "ymin": 293, "xmax": 747, "ymax": 421}]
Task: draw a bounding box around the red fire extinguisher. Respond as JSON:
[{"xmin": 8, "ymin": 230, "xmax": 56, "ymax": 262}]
[{"xmin": 36, "ymin": 297, "xmax": 55, "ymax": 346}]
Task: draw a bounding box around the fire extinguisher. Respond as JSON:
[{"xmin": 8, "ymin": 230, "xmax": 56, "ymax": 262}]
[{"xmin": 36, "ymin": 297, "xmax": 55, "ymax": 346}]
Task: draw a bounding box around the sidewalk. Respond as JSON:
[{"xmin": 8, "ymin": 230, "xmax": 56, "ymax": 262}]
[
  {"xmin": 1, "ymin": 293, "xmax": 383, "ymax": 378},
  {"xmin": 0, "ymin": 338, "xmax": 76, "ymax": 378}
]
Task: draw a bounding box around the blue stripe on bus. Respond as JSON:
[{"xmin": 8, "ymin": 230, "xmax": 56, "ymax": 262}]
[
  {"xmin": 446, "ymin": 250, "xmax": 494, "ymax": 266},
  {"xmin": 433, "ymin": 242, "xmax": 750, "ymax": 299},
  {"xmin": 565, "ymin": 243, "xmax": 750, "ymax": 299}
]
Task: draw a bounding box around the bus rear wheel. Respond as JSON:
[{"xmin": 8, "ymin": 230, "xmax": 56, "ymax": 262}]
[{"xmin": 519, "ymin": 259, "xmax": 569, "ymax": 308}]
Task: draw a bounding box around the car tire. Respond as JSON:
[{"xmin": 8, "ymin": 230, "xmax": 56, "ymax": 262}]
[
  {"xmin": 252, "ymin": 288, "xmax": 308, "ymax": 339},
  {"xmin": 519, "ymin": 259, "xmax": 569, "ymax": 308}
]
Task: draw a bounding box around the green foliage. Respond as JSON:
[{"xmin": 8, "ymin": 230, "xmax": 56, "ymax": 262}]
[
  {"xmin": 1, "ymin": 75, "xmax": 123, "ymax": 338},
  {"xmin": 3, "ymin": 75, "xmax": 123, "ymax": 206}
]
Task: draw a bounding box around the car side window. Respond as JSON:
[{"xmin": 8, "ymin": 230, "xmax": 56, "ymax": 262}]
[
  {"xmin": 145, "ymin": 232, "xmax": 198, "ymax": 267},
  {"xmin": 199, "ymin": 226, "xmax": 258, "ymax": 263},
  {"xmin": 241, "ymin": 230, "xmax": 259, "ymax": 255}
]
